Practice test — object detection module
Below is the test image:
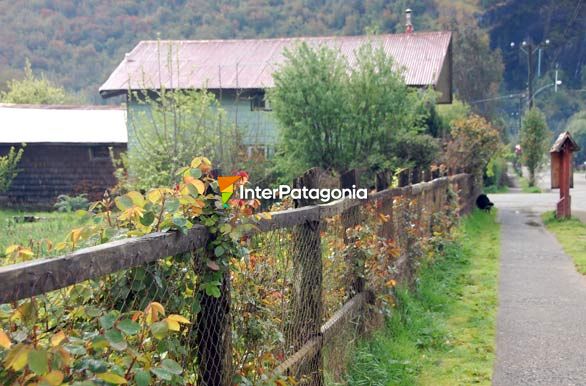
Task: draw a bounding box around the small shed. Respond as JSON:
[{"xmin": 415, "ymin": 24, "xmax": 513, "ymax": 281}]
[{"xmin": 0, "ymin": 104, "xmax": 127, "ymax": 209}]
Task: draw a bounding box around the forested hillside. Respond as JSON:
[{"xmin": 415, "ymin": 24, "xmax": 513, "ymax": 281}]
[{"xmin": 0, "ymin": 0, "xmax": 584, "ymax": 131}]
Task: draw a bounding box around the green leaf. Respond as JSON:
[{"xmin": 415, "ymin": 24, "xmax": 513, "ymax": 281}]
[
  {"xmin": 151, "ymin": 367, "xmax": 173, "ymax": 381},
  {"xmin": 134, "ymin": 370, "xmax": 152, "ymax": 386},
  {"xmin": 140, "ymin": 211, "xmax": 155, "ymax": 226},
  {"xmin": 172, "ymin": 215, "xmax": 188, "ymax": 228},
  {"xmin": 92, "ymin": 335, "xmax": 109, "ymax": 350},
  {"xmin": 161, "ymin": 359, "xmax": 183, "ymax": 375},
  {"xmin": 99, "ymin": 311, "xmax": 118, "ymax": 330},
  {"xmin": 165, "ymin": 198, "xmax": 180, "ymax": 212},
  {"xmin": 86, "ymin": 359, "xmax": 108, "ymax": 373},
  {"xmin": 150, "ymin": 321, "xmax": 169, "ymax": 340},
  {"xmin": 28, "ymin": 349, "xmax": 49, "ymax": 375},
  {"xmin": 117, "ymin": 319, "xmax": 141, "ymax": 336},
  {"xmin": 114, "ymin": 196, "xmax": 133, "ymax": 211},
  {"xmin": 214, "ymin": 245, "xmax": 225, "ymax": 257},
  {"xmin": 189, "ymin": 168, "xmax": 203, "ymax": 178},
  {"xmin": 105, "ymin": 329, "xmax": 127, "ymax": 351}
]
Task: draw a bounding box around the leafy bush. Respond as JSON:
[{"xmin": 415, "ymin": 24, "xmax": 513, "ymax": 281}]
[
  {"xmin": 270, "ymin": 42, "xmax": 435, "ymax": 180},
  {"xmin": 0, "ymin": 146, "xmax": 24, "ymax": 193},
  {"xmin": 54, "ymin": 194, "xmax": 90, "ymax": 212},
  {"xmin": 445, "ymin": 114, "xmax": 501, "ymax": 182}
]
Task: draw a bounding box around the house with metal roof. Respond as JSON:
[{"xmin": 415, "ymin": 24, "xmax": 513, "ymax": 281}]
[
  {"xmin": 100, "ymin": 31, "xmax": 452, "ymax": 156},
  {"xmin": 0, "ymin": 104, "xmax": 127, "ymax": 208}
]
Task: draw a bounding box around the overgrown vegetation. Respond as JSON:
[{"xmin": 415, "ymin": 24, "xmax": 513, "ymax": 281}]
[
  {"xmin": 0, "ymin": 157, "xmax": 264, "ymax": 384},
  {"xmin": 121, "ymin": 88, "xmax": 242, "ymax": 191},
  {"xmin": 0, "ymin": 146, "xmax": 24, "ymax": 193},
  {"xmin": 542, "ymin": 211, "xmax": 586, "ymax": 274},
  {"xmin": 347, "ymin": 210, "xmax": 500, "ymax": 385}
]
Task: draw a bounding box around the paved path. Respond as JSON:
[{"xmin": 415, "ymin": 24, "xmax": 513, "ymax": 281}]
[{"xmin": 492, "ymin": 171, "xmax": 586, "ymax": 385}]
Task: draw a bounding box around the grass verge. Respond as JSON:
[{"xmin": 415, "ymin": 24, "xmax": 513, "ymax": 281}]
[
  {"xmin": 483, "ymin": 185, "xmax": 509, "ymax": 194},
  {"xmin": 542, "ymin": 211, "xmax": 586, "ymax": 274},
  {"xmin": 0, "ymin": 210, "xmax": 79, "ymax": 260},
  {"xmin": 519, "ymin": 176, "xmax": 541, "ymax": 193},
  {"xmin": 346, "ymin": 210, "xmax": 500, "ymax": 386}
]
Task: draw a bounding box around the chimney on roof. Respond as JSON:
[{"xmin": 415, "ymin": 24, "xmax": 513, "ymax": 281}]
[{"xmin": 405, "ymin": 8, "xmax": 413, "ymax": 33}]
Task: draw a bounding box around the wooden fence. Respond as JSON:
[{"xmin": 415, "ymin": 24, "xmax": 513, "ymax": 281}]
[{"xmin": 0, "ymin": 171, "xmax": 475, "ymax": 385}]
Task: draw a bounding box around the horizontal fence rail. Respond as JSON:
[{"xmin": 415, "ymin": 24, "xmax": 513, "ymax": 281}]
[{"xmin": 0, "ymin": 172, "xmax": 476, "ymax": 385}]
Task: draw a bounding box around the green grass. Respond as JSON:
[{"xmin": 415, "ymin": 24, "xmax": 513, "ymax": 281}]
[
  {"xmin": 483, "ymin": 185, "xmax": 509, "ymax": 194},
  {"xmin": 519, "ymin": 177, "xmax": 541, "ymax": 193},
  {"xmin": 0, "ymin": 210, "xmax": 80, "ymax": 259},
  {"xmin": 542, "ymin": 211, "xmax": 586, "ymax": 274},
  {"xmin": 347, "ymin": 210, "xmax": 500, "ymax": 386}
]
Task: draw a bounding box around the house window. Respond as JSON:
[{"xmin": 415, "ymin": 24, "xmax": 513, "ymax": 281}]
[
  {"xmin": 89, "ymin": 146, "xmax": 111, "ymax": 161},
  {"xmin": 247, "ymin": 145, "xmax": 268, "ymax": 159},
  {"xmin": 250, "ymin": 94, "xmax": 271, "ymax": 111}
]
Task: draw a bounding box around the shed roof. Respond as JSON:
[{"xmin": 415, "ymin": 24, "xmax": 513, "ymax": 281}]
[
  {"xmin": 0, "ymin": 104, "xmax": 127, "ymax": 144},
  {"xmin": 100, "ymin": 31, "xmax": 452, "ymax": 97},
  {"xmin": 550, "ymin": 131, "xmax": 580, "ymax": 153}
]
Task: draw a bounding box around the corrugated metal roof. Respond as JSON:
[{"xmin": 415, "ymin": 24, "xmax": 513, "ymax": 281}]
[
  {"xmin": 100, "ymin": 31, "xmax": 451, "ymax": 95},
  {"xmin": 0, "ymin": 104, "xmax": 127, "ymax": 143}
]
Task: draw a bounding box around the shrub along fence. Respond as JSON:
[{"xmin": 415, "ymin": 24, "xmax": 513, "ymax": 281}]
[{"xmin": 0, "ymin": 170, "xmax": 475, "ymax": 385}]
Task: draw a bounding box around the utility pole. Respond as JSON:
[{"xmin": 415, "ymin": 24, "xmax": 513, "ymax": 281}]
[
  {"xmin": 527, "ymin": 41, "xmax": 534, "ymax": 108},
  {"xmin": 511, "ymin": 39, "xmax": 550, "ymax": 109}
]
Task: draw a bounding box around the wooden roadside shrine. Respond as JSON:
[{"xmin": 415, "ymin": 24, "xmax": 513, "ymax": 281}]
[{"xmin": 550, "ymin": 131, "xmax": 580, "ymax": 219}]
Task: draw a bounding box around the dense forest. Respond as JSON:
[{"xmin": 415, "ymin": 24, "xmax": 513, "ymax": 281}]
[{"xmin": 0, "ymin": 0, "xmax": 584, "ymax": 132}]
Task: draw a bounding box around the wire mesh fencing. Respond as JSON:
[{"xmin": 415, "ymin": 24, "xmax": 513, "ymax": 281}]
[{"xmin": 0, "ymin": 170, "xmax": 474, "ymax": 385}]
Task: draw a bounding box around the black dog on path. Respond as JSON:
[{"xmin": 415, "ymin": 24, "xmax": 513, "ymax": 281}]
[{"xmin": 476, "ymin": 194, "xmax": 494, "ymax": 212}]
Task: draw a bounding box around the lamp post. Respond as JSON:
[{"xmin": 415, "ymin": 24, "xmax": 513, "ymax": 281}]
[{"xmin": 510, "ymin": 38, "xmax": 550, "ymax": 108}]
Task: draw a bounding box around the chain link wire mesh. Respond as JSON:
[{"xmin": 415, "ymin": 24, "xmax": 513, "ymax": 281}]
[{"xmin": 0, "ymin": 174, "xmax": 470, "ymax": 385}]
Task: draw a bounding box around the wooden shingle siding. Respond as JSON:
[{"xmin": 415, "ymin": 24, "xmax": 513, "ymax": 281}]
[{"xmin": 0, "ymin": 143, "xmax": 125, "ymax": 209}]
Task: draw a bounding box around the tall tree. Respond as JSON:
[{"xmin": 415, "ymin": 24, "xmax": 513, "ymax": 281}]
[{"xmin": 520, "ymin": 108, "xmax": 550, "ymax": 186}]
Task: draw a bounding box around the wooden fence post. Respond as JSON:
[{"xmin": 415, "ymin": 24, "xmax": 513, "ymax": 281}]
[
  {"xmin": 287, "ymin": 167, "xmax": 323, "ymax": 385},
  {"xmin": 341, "ymin": 169, "xmax": 364, "ymax": 297},
  {"xmin": 375, "ymin": 170, "xmax": 394, "ymax": 240},
  {"xmin": 195, "ymin": 255, "xmax": 232, "ymax": 386},
  {"xmin": 398, "ymin": 169, "xmax": 410, "ymax": 187}
]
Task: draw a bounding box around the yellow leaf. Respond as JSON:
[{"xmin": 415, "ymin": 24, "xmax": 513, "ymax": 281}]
[
  {"xmin": 51, "ymin": 331, "xmax": 66, "ymax": 347},
  {"xmin": 191, "ymin": 180, "xmax": 206, "ymax": 195},
  {"xmin": 190, "ymin": 157, "xmax": 202, "ymax": 168},
  {"xmin": 126, "ymin": 191, "xmax": 145, "ymax": 207},
  {"xmin": 145, "ymin": 302, "xmax": 165, "ymax": 323},
  {"xmin": 69, "ymin": 228, "xmax": 83, "ymax": 244},
  {"xmin": 97, "ymin": 372, "xmax": 128, "ymax": 384},
  {"xmin": 167, "ymin": 314, "xmax": 191, "ymax": 324},
  {"xmin": 4, "ymin": 344, "xmax": 31, "ymax": 371},
  {"xmin": 166, "ymin": 318, "xmax": 180, "ymax": 332},
  {"xmin": 41, "ymin": 370, "xmax": 64, "ymax": 386},
  {"xmin": 146, "ymin": 189, "xmax": 162, "ymax": 204},
  {"xmin": 54, "ymin": 242, "xmax": 68, "ymax": 251},
  {"xmin": 0, "ymin": 330, "xmax": 11, "ymax": 349},
  {"xmin": 5, "ymin": 245, "xmax": 19, "ymax": 255},
  {"xmin": 386, "ymin": 279, "xmax": 397, "ymax": 288}
]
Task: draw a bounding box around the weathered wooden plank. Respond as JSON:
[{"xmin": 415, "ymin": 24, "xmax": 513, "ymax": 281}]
[
  {"xmin": 255, "ymin": 206, "xmax": 320, "ymax": 232},
  {"xmin": 273, "ymin": 291, "xmax": 371, "ymax": 377},
  {"xmin": 0, "ymin": 225, "xmax": 209, "ymax": 303}
]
